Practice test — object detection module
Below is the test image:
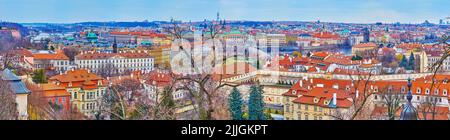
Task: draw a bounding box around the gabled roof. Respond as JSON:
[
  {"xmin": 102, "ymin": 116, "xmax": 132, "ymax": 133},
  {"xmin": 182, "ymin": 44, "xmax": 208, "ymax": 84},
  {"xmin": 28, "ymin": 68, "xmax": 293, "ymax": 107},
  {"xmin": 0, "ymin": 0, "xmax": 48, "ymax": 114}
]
[{"xmin": 49, "ymin": 69, "xmax": 103, "ymax": 83}]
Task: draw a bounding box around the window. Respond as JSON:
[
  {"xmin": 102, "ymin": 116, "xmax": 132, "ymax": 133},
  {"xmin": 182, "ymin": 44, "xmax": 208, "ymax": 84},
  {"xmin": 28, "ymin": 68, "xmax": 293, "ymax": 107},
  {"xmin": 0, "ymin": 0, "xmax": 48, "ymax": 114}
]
[
  {"xmin": 297, "ymin": 104, "xmax": 301, "ymax": 110},
  {"xmin": 319, "ymin": 116, "xmax": 323, "ymax": 120},
  {"xmin": 285, "ymin": 104, "xmax": 290, "ymax": 112},
  {"xmin": 314, "ymin": 116, "xmax": 317, "ymax": 120},
  {"xmin": 304, "ymin": 105, "xmax": 308, "ymax": 110},
  {"xmin": 375, "ymin": 95, "xmax": 378, "ymax": 100},
  {"xmin": 314, "ymin": 106, "xmax": 317, "ymax": 111},
  {"xmin": 425, "ymin": 88, "xmax": 430, "ymax": 94},
  {"xmin": 417, "ymin": 96, "xmax": 420, "ymax": 101},
  {"xmin": 444, "ymin": 89, "xmax": 448, "ymax": 96},
  {"xmin": 435, "ymin": 89, "xmax": 439, "ymax": 95},
  {"xmin": 304, "ymin": 114, "xmax": 309, "ymax": 120},
  {"xmin": 319, "ymin": 107, "xmax": 323, "ymax": 112},
  {"xmin": 87, "ymin": 92, "xmax": 95, "ymax": 99},
  {"xmin": 74, "ymin": 92, "xmax": 77, "ymax": 99},
  {"xmin": 292, "ymin": 90, "xmax": 297, "ymax": 95},
  {"xmin": 297, "ymin": 112, "xmax": 301, "ymax": 120},
  {"xmin": 417, "ymin": 88, "xmax": 421, "ymax": 94}
]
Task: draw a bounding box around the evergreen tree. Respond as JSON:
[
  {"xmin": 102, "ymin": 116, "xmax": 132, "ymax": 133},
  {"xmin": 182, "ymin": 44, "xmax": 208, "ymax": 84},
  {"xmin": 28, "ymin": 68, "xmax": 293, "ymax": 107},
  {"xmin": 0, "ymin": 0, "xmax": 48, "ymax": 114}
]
[
  {"xmin": 351, "ymin": 55, "xmax": 363, "ymax": 61},
  {"xmin": 408, "ymin": 52, "xmax": 415, "ymax": 70},
  {"xmin": 248, "ymin": 85, "xmax": 265, "ymax": 120},
  {"xmin": 228, "ymin": 87, "xmax": 243, "ymax": 120},
  {"xmin": 399, "ymin": 54, "xmax": 408, "ymax": 68},
  {"xmin": 32, "ymin": 69, "xmax": 47, "ymax": 83}
]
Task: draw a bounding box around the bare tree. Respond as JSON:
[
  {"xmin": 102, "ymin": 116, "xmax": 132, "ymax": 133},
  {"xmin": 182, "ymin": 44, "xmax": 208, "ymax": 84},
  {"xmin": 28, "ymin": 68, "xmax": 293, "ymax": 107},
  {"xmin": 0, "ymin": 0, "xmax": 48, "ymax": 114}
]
[
  {"xmin": 96, "ymin": 63, "xmax": 118, "ymax": 78},
  {"xmin": 164, "ymin": 21, "xmax": 240, "ymax": 120},
  {"xmin": 425, "ymin": 35, "xmax": 450, "ymax": 120},
  {"xmin": 417, "ymin": 96, "xmax": 439, "ymax": 120},
  {"xmin": 379, "ymin": 87, "xmax": 402, "ymax": 120},
  {"xmin": 62, "ymin": 47, "xmax": 80, "ymax": 61},
  {"xmin": 0, "ymin": 79, "xmax": 18, "ymax": 120},
  {"xmin": 26, "ymin": 82, "xmax": 85, "ymax": 120},
  {"xmin": 330, "ymin": 68, "xmax": 375, "ymax": 120}
]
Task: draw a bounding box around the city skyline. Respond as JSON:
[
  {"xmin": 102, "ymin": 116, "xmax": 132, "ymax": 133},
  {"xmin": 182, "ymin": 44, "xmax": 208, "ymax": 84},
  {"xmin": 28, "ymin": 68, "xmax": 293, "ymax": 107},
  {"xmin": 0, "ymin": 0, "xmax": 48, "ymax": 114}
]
[{"xmin": 1, "ymin": 0, "xmax": 449, "ymax": 24}]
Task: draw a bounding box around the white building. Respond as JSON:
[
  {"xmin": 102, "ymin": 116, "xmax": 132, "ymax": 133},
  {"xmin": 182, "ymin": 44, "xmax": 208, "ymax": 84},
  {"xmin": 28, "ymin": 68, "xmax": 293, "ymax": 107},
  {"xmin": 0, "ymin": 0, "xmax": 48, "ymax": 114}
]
[
  {"xmin": 75, "ymin": 51, "xmax": 154, "ymax": 75},
  {"xmin": 256, "ymin": 33, "xmax": 286, "ymax": 47}
]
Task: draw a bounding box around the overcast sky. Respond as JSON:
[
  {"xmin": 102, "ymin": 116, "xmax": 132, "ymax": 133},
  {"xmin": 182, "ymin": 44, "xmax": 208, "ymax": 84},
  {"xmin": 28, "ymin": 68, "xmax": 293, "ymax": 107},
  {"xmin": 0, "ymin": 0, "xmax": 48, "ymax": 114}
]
[{"xmin": 0, "ymin": 0, "xmax": 449, "ymax": 23}]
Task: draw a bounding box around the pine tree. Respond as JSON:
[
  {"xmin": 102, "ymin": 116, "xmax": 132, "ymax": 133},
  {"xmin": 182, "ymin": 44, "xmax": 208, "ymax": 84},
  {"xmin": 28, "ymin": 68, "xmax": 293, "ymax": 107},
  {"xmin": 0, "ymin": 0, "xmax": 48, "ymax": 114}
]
[
  {"xmin": 400, "ymin": 54, "xmax": 408, "ymax": 68},
  {"xmin": 408, "ymin": 52, "xmax": 415, "ymax": 70},
  {"xmin": 228, "ymin": 87, "xmax": 243, "ymax": 120},
  {"xmin": 248, "ymin": 85, "xmax": 265, "ymax": 120}
]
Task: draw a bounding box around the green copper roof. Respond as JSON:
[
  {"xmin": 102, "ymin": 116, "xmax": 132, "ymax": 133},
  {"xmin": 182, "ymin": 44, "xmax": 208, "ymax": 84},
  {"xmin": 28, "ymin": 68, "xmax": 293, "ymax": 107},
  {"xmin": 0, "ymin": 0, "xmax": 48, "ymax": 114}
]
[
  {"xmin": 86, "ymin": 32, "xmax": 98, "ymax": 39},
  {"xmin": 66, "ymin": 36, "xmax": 75, "ymax": 41}
]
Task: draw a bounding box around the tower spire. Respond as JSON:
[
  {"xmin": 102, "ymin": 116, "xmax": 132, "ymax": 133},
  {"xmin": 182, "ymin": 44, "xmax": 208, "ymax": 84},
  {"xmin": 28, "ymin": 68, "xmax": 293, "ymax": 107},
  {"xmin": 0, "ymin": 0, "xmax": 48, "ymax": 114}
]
[
  {"xmin": 400, "ymin": 77, "xmax": 418, "ymax": 120},
  {"xmin": 217, "ymin": 12, "xmax": 220, "ymax": 21}
]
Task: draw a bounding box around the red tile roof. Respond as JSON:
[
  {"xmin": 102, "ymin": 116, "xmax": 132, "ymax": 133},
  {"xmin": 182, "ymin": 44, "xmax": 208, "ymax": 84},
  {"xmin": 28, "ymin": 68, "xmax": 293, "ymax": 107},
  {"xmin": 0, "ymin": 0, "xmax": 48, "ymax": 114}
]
[
  {"xmin": 75, "ymin": 51, "xmax": 152, "ymax": 60},
  {"xmin": 353, "ymin": 43, "xmax": 377, "ymax": 48},
  {"xmin": 33, "ymin": 50, "xmax": 69, "ymax": 60},
  {"xmin": 292, "ymin": 87, "xmax": 352, "ymax": 108}
]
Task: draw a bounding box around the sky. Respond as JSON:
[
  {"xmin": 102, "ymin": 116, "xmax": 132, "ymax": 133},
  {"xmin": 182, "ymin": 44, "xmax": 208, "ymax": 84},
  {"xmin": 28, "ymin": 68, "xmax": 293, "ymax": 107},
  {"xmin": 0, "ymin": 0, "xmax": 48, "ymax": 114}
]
[{"xmin": 0, "ymin": 0, "xmax": 449, "ymax": 24}]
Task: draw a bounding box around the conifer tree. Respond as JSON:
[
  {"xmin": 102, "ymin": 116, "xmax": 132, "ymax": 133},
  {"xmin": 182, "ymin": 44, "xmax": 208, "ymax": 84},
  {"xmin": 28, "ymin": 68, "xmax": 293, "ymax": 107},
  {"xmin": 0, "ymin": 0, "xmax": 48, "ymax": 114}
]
[
  {"xmin": 228, "ymin": 87, "xmax": 243, "ymax": 120},
  {"xmin": 248, "ymin": 85, "xmax": 265, "ymax": 120}
]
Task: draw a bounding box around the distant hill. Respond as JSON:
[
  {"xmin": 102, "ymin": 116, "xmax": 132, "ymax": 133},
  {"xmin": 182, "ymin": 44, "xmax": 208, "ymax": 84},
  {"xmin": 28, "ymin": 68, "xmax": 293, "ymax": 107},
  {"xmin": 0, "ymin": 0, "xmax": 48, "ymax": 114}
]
[
  {"xmin": 77, "ymin": 21, "xmax": 159, "ymax": 27},
  {"xmin": 0, "ymin": 22, "xmax": 30, "ymax": 36}
]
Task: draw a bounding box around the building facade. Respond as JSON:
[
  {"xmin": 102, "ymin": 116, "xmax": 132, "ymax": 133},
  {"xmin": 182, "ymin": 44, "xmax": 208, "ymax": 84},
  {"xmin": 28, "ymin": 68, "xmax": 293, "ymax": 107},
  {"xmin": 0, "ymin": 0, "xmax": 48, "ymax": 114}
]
[
  {"xmin": 75, "ymin": 51, "xmax": 154, "ymax": 75},
  {"xmin": 48, "ymin": 69, "xmax": 107, "ymax": 118}
]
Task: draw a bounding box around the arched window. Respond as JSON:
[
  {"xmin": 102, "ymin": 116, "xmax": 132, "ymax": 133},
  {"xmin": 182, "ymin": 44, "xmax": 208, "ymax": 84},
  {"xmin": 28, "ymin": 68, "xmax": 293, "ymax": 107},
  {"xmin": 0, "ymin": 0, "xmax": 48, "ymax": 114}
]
[
  {"xmin": 416, "ymin": 88, "xmax": 421, "ymax": 94},
  {"xmin": 443, "ymin": 89, "xmax": 448, "ymax": 96},
  {"xmin": 425, "ymin": 88, "xmax": 430, "ymax": 94}
]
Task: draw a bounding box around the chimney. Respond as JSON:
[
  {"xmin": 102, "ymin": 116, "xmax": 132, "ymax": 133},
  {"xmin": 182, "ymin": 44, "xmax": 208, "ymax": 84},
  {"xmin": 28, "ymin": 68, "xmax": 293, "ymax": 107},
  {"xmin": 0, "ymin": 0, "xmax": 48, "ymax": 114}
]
[{"xmin": 332, "ymin": 93, "xmax": 337, "ymax": 106}]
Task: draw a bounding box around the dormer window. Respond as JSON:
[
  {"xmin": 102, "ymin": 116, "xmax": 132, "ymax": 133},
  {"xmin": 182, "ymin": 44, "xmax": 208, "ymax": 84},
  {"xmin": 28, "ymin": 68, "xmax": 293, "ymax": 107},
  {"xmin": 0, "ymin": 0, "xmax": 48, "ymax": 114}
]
[
  {"xmin": 416, "ymin": 88, "xmax": 421, "ymax": 94},
  {"xmin": 425, "ymin": 88, "xmax": 430, "ymax": 94},
  {"xmin": 324, "ymin": 100, "xmax": 329, "ymax": 105},
  {"xmin": 313, "ymin": 98, "xmax": 319, "ymax": 103},
  {"xmin": 401, "ymin": 86, "xmax": 406, "ymax": 93},
  {"xmin": 444, "ymin": 79, "xmax": 448, "ymax": 84},
  {"xmin": 292, "ymin": 90, "xmax": 297, "ymax": 95},
  {"xmin": 443, "ymin": 89, "xmax": 448, "ymax": 96},
  {"xmin": 434, "ymin": 89, "xmax": 439, "ymax": 95},
  {"xmin": 98, "ymin": 80, "xmax": 102, "ymax": 86},
  {"xmin": 346, "ymin": 85, "xmax": 350, "ymax": 91},
  {"xmin": 68, "ymin": 82, "xmax": 72, "ymax": 87},
  {"xmin": 374, "ymin": 87, "xmax": 378, "ymax": 92}
]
